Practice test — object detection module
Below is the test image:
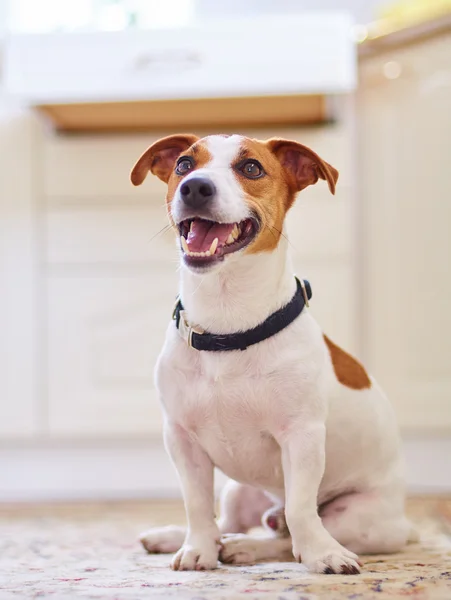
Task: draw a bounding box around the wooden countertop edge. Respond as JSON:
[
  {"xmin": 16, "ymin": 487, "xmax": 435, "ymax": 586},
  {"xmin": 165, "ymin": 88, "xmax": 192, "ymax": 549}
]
[
  {"xmin": 359, "ymin": 11, "xmax": 451, "ymax": 57},
  {"xmin": 35, "ymin": 94, "xmax": 329, "ymax": 133}
]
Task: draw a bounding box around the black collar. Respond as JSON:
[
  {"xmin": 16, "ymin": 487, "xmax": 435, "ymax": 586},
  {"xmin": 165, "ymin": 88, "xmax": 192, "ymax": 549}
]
[{"xmin": 173, "ymin": 277, "xmax": 312, "ymax": 352}]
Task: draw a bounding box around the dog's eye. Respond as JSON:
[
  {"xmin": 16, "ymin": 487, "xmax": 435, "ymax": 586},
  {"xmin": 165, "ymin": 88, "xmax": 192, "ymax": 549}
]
[
  {"xmin": 239, "ymin": 160, "xmax": 264, "ymax": 179},
  {"xmin": 176, "ymin": 157, "xmax": 194, "ymax": 176}
]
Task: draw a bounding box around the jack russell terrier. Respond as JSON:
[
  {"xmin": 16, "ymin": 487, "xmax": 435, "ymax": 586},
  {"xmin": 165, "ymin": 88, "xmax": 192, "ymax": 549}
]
[{"xmin": 130, "ymin": 133, "xmax": 414, "ymax": 575}]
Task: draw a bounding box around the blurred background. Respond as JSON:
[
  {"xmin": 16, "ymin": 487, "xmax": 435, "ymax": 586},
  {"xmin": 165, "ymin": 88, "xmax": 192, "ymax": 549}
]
[{"xmin": 0, "ymin": 0, "xmax": 450, "ymax": 502}]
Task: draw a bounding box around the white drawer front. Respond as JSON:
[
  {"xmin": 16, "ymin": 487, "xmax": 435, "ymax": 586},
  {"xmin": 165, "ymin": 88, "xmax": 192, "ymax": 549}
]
[
  {"xmin": 43, "ymin": 125, "xmax": 350, "ymax": 197},
  {"xmin": 6, "ymin": 14, "xmax": 356, "ymax": 102},
  {"xmin": 43, "ymin": 132, "xmax": 166, "ymax": 198}
]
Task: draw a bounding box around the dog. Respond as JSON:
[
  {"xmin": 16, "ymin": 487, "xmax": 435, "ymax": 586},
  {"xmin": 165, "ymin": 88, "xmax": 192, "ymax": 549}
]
[{"xmin": 130, "ymin": 133, "xmax": 414, "ymax": 574}]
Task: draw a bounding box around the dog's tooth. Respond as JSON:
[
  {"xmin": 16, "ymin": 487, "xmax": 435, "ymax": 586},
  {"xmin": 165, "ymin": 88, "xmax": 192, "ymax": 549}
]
[
  {"xmin": 199, "ymin": 252, "xmax": 205, "ymax": 257},
  {"xmin": 180, "ymin": 236, "xmax": 189, "ymax": 253},
  {"xmin": 226, "ymin": 233, "xmax": 234, "ymax": 245},
  {"xmin": 205, "ymin": 250, "xmax": 211, "ymax": 257},
  {"xmin": 232, "ymin": 224, "xmax": 239, "ymax": 239},
  {"xmin": 209, "ymin": 238, "xmax": 219, "ymax": 255}
]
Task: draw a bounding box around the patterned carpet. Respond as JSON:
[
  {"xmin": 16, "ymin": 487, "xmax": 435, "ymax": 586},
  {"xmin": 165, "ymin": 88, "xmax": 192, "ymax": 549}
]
[{"xmin": 0, "ymin": 497, "xmax": 450, "ymax": 599}]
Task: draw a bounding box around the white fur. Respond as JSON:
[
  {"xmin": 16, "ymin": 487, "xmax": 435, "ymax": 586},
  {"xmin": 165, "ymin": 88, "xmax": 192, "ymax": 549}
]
[
  {"xmin": 171, "ymin": 135, "xmax": 250, "ymax": 227},
  {"xmin": 141, "ymin": 135, "xmax": 411, "ymax": 574}
]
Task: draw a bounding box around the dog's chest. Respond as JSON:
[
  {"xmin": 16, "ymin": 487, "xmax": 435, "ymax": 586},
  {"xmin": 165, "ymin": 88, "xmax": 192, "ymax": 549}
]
[{"xmin": 158, "ymin": 337, "xmax": 290, "ymax": 487}]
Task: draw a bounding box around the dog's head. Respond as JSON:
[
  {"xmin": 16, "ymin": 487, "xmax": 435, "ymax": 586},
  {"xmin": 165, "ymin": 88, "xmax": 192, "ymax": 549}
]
[{"xmin": 131, "ymin": 134, "xmax": 338, "ymax": 272}]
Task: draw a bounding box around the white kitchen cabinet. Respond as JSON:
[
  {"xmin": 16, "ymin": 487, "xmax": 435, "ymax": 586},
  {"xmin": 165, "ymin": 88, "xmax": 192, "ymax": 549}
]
[
  {"xmin": 359, "ymin": 32, "xmax": 451, "ymax": 432},
  {"xmin": 40, "ymin": 119, "xmax": 356, "ymax": 438}
]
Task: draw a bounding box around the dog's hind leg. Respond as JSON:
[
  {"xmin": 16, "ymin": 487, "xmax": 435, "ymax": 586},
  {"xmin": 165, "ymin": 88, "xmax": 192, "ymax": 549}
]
[
  {"xmin": 220, "ymin": 533, "xmax": 292, "ymax": 564},
  {"xmin": 140, "ymin": 480, "xmax": 272, "ymax": 554},
  {"xmin": 140, "ymin": 525, "xmax": 186, "ymax": 554},
  {"xmin": 219, "ymin": 500, "xmax": 292, "ymax": 565},
  {"xmin": 220, "ymin": 490, "xmax": 413, "ymax": 567},
  {"xmin": 318, "ymin": 490, "xmax": 412, "ymax": 555},
  {"xmin": 217, "ymin": 479, "xmax": 274, "ymax": 534}
]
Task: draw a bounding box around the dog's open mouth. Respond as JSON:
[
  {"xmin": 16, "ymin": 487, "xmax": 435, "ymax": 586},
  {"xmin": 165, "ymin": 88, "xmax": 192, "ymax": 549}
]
[{"xmin": 178, "ymin": 217, "xmax": 259, "ymax": 267}]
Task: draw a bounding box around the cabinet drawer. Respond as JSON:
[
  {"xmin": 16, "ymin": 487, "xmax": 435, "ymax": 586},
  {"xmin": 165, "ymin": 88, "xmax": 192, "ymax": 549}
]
[
  {"xmin": 43, "ymin": 124, "xmax": 351, "ymax": 198},
  {"xmin": 43, "ymin": 132, "xmax": 166, "ymax": 198},
  {"xmin": 6, "ymin": 15, "xmax": 355, "ymax": 103}
]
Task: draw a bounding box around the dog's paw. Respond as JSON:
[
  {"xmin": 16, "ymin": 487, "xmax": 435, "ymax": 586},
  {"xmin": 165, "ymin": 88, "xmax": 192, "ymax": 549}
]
[
  {"xmin": 296, "ymin": 541, "xmax": 361, "ymax": 575},
  {"xmin": 219, "ymin": 534, "xmax": 258, "ymax": 565},
  {"xmin": 171, "ymin": 539, "xmax": 219, "ymax": 571},
  {"xmin": 140, "ymin": 525, "xmax": 185, "ymax": 554}
]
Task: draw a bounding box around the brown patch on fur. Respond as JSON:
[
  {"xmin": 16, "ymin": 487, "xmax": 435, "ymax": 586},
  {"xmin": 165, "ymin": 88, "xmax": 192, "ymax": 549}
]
[
  {"xmin": 130, "ymin": 134, "xmax": 212, "ymax": 225},
  {"xmin": 267, "ymin": 138, "xmax": 338, "ymax": 195},
  {"xmin": 236, "ymin": 138, "xmax": 292, "ymax": 254},
  {"xmin": 130, "ymin": 134, "xmax": 199, "ymax": 185},
  {"xmin": 323, "ymin": 335, "xmax": 371, "ymax": 390}
]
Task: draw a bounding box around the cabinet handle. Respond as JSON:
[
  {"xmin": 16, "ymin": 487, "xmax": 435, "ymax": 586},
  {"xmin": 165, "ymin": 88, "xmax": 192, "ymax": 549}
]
[{"xmin": 130, "ymin": 50, "xmax": 202, "ymax": 73}]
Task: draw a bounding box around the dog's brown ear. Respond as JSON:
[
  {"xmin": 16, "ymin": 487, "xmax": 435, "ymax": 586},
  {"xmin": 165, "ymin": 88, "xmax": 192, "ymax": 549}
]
[
  {"xmin": 266, "ymin": 138, "xmax": 339, "ymax": 194},
  {"xmin": 130, "ymin": 134, "xmax": 199, "ymax": 185}
]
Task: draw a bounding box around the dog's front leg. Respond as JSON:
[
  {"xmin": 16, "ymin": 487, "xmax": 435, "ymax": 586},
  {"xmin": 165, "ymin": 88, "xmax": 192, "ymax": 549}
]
[
  {"xmin": 164, "ymin": 422, "xmax": 220, "ymax": 571},
  {"xmin": 279, "ymin": 421, "xmax": 361, "ymax": 574}
]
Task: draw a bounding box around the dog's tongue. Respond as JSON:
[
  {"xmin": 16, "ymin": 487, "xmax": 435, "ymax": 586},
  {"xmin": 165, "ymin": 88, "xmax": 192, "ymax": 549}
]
[{"xmin": 186, "ymin": 220, "xmax": 234, "ymax": 252}]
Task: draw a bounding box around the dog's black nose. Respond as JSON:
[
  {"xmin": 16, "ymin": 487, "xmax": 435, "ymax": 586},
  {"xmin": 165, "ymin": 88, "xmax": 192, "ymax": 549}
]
[{"xmin": 180, "ymin": 177, "xmax": 216, "ymax": 208}]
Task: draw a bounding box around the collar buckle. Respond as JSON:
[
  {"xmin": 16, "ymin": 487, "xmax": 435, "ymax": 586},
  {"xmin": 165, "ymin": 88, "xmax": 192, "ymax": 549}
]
[
  {"xmin": 299, "ymin": 278, "xmax": 310, "ymax": 308},
  {"xmin": 172, "ymin": 297, "xmax": 180, "ymax": 321},
  {"xmin": 178, "ymin": 309, "xmax": 203, "ymax": 349}
]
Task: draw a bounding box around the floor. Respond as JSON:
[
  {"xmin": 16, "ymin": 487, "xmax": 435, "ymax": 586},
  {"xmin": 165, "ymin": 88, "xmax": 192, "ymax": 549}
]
[{"xmin": 0, "ymin": 497, "xmax": 450, "ymax": 599}]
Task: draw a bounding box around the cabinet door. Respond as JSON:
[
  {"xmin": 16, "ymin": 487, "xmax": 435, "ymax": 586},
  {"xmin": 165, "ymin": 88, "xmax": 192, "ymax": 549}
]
[
  {"xmin": 43, "ymin": 120, "xmax": 355, "ymax": 438},
  {"xmin": 47, "ymin": 271, "xmax": 174, "ymax": 436},
  {"xmin": 360, "ymin": 35, "xmax": 451, "ymax": 431},
  {"xmin": 45, "ymin": 200, "xmax": 176, "ymax": 437}
]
